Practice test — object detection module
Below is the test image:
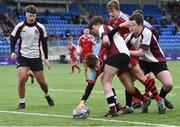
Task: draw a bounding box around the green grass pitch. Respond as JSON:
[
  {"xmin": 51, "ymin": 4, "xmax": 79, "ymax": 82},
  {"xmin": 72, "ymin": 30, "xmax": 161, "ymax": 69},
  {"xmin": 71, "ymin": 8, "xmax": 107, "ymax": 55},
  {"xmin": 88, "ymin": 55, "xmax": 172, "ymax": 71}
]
[{"xmin": 0, "ymin": 60, "xmax": 180, "ymax": 126}]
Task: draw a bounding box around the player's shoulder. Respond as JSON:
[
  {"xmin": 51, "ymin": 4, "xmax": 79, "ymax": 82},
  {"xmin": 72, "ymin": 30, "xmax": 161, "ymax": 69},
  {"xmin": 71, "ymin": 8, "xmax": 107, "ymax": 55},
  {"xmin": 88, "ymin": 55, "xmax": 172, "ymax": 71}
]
[
  {"xmin": 79, "ymin": 35, "xmax": 85, "ymax": 40},
  {"xmin": 142, "ymin": 27, "xmax": 152, "ymax": 36},
  {"xmin": 119, "ymin": 11, "xmax": 129, "ymax": 22},
  {"xmin": 106, "ymin": 18, "xmax": 113, "ymax": 25},
  {"xmin": 101, "ymin": 25, "xmax": 113, "ymax": 31},
  {"xmin": 37, "ymin": 22, "xmax": 46, "ymax": 29},
  {"xmin": 16, "ymin": 21, "xmax": 24, "ymax": 27},
  {"xmin": 89, "ymin": 34, "xmax": 95, "ymax": 38},
  {"xmin": 125, "ymin": 33, "xmax": 132, "ymax": 39}
]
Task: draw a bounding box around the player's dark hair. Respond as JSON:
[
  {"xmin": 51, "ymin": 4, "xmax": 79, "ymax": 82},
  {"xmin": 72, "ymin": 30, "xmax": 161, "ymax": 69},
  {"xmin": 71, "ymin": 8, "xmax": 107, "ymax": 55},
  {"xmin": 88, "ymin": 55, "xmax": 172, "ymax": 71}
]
[
  {"xmin": 133, "ymin": 9, "xmax": 144, "ymax": 16},
  {"xmin": 25, "ymin": 5, "xmax": 38, "ymax": 14},
  {"xmin": 106, "ymin": 0, "xmax": 120, "ymax": 11},
  {"xmin": 86, "ymin": 54, "xmax": 98, "ymax": 70},
  {"xmin": 83, "ymin": 27, "xmax": 89, "ymax": 30},
  {"xmin": 88, "ymin": 16, "xmax": 104, "ymax": 29},
  {"xmin": 129, "ymin": 13, "xmax": 144, "ymax": 25}
]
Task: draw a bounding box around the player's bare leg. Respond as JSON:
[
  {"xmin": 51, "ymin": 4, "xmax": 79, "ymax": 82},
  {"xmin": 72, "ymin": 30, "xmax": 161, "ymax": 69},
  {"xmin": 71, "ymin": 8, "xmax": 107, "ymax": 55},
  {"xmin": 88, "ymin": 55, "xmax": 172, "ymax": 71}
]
[
  {"xmin": 17, "ymin": 67, "xmax": 29, "ymax": 109},
  {"xmin": 118, "ymin": 71, "xmax": 151, "ymax": 113},
  {"xmin": 33, "ymin": 71, "xmax": 54, "ymax": 106},
  {"xmin": 156, "ymin": 70, "xmax": 174, "ymax": 109},
  {"xmin": 101, "ymin": 64, "xmax": 118, "ymax": 117},
  {"xmin": 129, "ymin": 64, "xmax": 166, "ymax": 113},
  {"xmin": 71, "ymin": 61, "xmax": 81, "ymax": 73}
]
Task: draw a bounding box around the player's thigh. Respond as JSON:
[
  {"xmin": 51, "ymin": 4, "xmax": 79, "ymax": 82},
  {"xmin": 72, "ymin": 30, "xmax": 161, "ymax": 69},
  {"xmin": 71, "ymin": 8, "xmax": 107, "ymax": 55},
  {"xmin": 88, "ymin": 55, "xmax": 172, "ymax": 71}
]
[
  {"xmin": 101, "ymin": 64, "xmax": 118, "ymax": 83},
  {"xmin": 17, "ymin": 67, "xmax": 29, "ymax": 80},
  {"xmin": 118, "ymin": 71, "xmax": 135, "ymax": 92},
  {"xmin": 33, "ymin": 71, "xmax": 45, "ymax": 83},
  {"xmin": 130, "ymin": 64, "xmax": 146, "ymax": 82},
  {"xmin": 17, "ymin": 57, "xmax": 29, "ymax": 80}
]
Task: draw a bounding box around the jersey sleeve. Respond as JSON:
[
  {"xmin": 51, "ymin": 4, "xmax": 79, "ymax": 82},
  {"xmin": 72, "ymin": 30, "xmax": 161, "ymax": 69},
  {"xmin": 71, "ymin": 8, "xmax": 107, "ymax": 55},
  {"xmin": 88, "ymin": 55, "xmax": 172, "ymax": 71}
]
[
  {"xmin": 124, "ymin": 34, "xmax": 131, "ymax": 44},
  {"xmin": 77, "ymin": 36, "xmax": 82, "ymax": 46},
  {"xmin": 140, "ymin": 30, "xmax": 152, "ymax": 50},
  {"xmin": 99, "ymin": 26, "xmax": 105, "ymax": 39},
  {"xmin": 89, "ymin": 35, "xmax": 96, "ymax": 44},
  {"xmin": 121, "ymin": 13, "xmax": 129, "ymax": 21},
  {"xmin": 11, "ymin": 22, "xmax": 23, "ymax": 38},
  {"xmin": 87, "ymin": 70, "xmax": 98, "ymax": 84},
  {"xmin": 40, "ymin": 24, "xmax": 47, "ymax": 38},
  {"xmin": 144, "ymin": 20, "xmax": 153, "ymax": 29},
  {"xmin": 99, "ymin": 25, "xmax": 112, "ymax": 39}
]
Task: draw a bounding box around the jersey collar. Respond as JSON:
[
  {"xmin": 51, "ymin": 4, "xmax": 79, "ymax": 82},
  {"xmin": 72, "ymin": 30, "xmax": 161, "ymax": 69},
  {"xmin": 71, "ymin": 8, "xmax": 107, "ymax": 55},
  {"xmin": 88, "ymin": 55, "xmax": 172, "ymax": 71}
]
[{"xmin": 24, "ymin": 20, "xmax": 37, "ymax": 27}]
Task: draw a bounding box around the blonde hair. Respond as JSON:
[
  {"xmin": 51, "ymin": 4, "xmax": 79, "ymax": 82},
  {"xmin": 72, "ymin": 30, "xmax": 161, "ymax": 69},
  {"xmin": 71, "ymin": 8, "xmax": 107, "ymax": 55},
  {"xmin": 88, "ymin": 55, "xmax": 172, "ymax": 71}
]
[{"xmin": 106, "ymin": 0, "xmax": 120, "ymax": 11}]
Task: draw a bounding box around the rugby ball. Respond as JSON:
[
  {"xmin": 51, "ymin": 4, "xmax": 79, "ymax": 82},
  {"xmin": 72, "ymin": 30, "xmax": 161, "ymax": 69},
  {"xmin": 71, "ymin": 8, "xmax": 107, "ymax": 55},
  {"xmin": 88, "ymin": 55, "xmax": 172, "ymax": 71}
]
[{"xmin": 72, "ymin": 106, "xmax": 90, "ymax": 119}]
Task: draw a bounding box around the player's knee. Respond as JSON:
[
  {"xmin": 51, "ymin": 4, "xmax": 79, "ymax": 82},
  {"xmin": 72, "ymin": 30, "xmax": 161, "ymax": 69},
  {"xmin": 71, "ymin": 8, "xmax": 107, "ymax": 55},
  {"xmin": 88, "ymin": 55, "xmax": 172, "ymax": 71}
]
[
  {"xmin": 36, "ymin": 78, "xmax": 44, "ymax": 84},
  {"xmin": 164, "ymin": 82, "xmax": 173, "ymax": 91},
  {"xmin": 100, "ymin": 76, "xmax": 105, "ymax": 85},
  {"xmin": 100, "ymin": 76, "xmax": 108, "ymax": 85},
  {"xmin": 19, "ymin": 76, "xmax": 27, "ymax": 83},
  {"xmin": 127, "ymin": 87, "xmax": 136, "ymax": 94}
]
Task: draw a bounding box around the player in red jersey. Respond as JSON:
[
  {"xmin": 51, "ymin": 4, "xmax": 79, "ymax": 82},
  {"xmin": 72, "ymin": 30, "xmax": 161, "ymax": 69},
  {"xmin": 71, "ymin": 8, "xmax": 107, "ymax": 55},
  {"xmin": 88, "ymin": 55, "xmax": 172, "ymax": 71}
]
[
  {"xmin": 67, "ymin": 37, "xmax": 81, "ymax": 73},
  {"xmin": 77, "ymin": 27, "xmax": 96, "ymax": 82}
]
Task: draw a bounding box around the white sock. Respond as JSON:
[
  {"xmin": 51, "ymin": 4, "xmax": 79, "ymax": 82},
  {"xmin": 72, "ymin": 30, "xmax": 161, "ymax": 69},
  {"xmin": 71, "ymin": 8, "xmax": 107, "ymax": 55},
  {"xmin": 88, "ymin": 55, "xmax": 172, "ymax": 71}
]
[{"xmin": 19, "ymin": 98, "xmax": 25, "ymax": 103}]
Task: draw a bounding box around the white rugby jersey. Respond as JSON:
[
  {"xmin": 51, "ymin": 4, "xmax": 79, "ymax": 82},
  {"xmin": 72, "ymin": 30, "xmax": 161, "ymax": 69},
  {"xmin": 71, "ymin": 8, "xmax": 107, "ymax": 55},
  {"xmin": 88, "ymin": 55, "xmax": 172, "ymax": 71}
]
[
  {"xmin": 11, "ymin": 21, "xmax": 47, "ymax": 58},
  {"xmin": 125, "ymin": 27, "xmax": 165, "ymax": 62},
  {"xmin": 99, "ymin": 25, "xmax": 129, "ymax": 57}
]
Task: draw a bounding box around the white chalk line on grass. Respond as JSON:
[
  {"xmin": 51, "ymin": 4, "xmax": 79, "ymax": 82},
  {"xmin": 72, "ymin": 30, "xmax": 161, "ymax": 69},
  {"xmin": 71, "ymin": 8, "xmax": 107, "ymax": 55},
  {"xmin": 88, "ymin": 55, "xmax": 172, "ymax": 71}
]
[
  {"xmin": 0, "ymin": 110, "xmax": 177, "ymax": 127},
  {"xmin": 49, "ymin": 86, "xmax": 180, "ymax": 95}
]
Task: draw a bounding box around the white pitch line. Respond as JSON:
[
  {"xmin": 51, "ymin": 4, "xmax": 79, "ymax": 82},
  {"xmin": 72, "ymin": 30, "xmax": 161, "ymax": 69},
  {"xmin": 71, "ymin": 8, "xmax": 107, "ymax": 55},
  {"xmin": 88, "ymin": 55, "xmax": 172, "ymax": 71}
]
[
  {"xmin": 49, "ymin": 86, "xmax": 180, "ymax": 94},
  {"xmin": 0, "ymin": 110, "xmax": 178, "ymax": 127},
  {"xmin": 49, "ymin": 89, "xmax": 105, "ymax": 93}
]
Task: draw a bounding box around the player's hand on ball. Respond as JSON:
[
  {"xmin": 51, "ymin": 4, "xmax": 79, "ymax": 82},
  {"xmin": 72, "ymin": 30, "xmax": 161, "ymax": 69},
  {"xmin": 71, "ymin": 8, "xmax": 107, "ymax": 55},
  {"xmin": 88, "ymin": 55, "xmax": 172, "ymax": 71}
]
[
  {"xmin": 76, "ymin": 101, "xmax": 86, "ymax": 111},
  {"xmin": 72, "ymin": 105, "xmax": 90, "ymax": 119}
]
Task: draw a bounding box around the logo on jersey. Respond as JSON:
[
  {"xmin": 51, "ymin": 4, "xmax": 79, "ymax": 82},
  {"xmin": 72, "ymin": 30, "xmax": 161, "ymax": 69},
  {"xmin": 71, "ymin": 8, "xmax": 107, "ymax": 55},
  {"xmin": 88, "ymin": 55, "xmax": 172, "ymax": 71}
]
[{"xmin": 35, "ymin": 30, "xmax": 39, "ymax": 35}]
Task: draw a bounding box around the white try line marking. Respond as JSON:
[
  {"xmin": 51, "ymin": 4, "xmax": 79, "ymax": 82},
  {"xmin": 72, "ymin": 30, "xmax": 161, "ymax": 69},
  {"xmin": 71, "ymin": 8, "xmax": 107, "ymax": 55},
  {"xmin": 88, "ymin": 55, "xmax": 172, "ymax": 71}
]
[{"xmin": 0, "ymin": 110, "xmax": 178, "ymax": 127}]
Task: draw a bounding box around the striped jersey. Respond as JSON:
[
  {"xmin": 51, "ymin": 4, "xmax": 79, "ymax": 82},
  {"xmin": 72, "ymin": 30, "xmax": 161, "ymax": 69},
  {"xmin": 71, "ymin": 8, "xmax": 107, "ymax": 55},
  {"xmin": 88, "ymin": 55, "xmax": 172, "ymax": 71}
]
[
  {"xmin": 99, "ymin": 25, "xmax": 129, "ymax": 57},
  {"xmin": 106, "ymin": 11, "xmax": 153, "ymax": 37},
  {"xmin": 11, "ymin": 21, "xmax": 47, "ymax": 58},
  {"xmin": 125, "ymin": 27, "xmax": 165, "ymax": 62}
]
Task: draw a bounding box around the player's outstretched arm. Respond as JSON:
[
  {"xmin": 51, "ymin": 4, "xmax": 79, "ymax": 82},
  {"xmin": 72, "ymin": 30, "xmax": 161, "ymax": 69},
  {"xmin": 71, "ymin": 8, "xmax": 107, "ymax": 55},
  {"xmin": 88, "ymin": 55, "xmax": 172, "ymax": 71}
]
[{"xmin": 75, "ymin": 82, "xmax": 95, "ymax": 110}]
